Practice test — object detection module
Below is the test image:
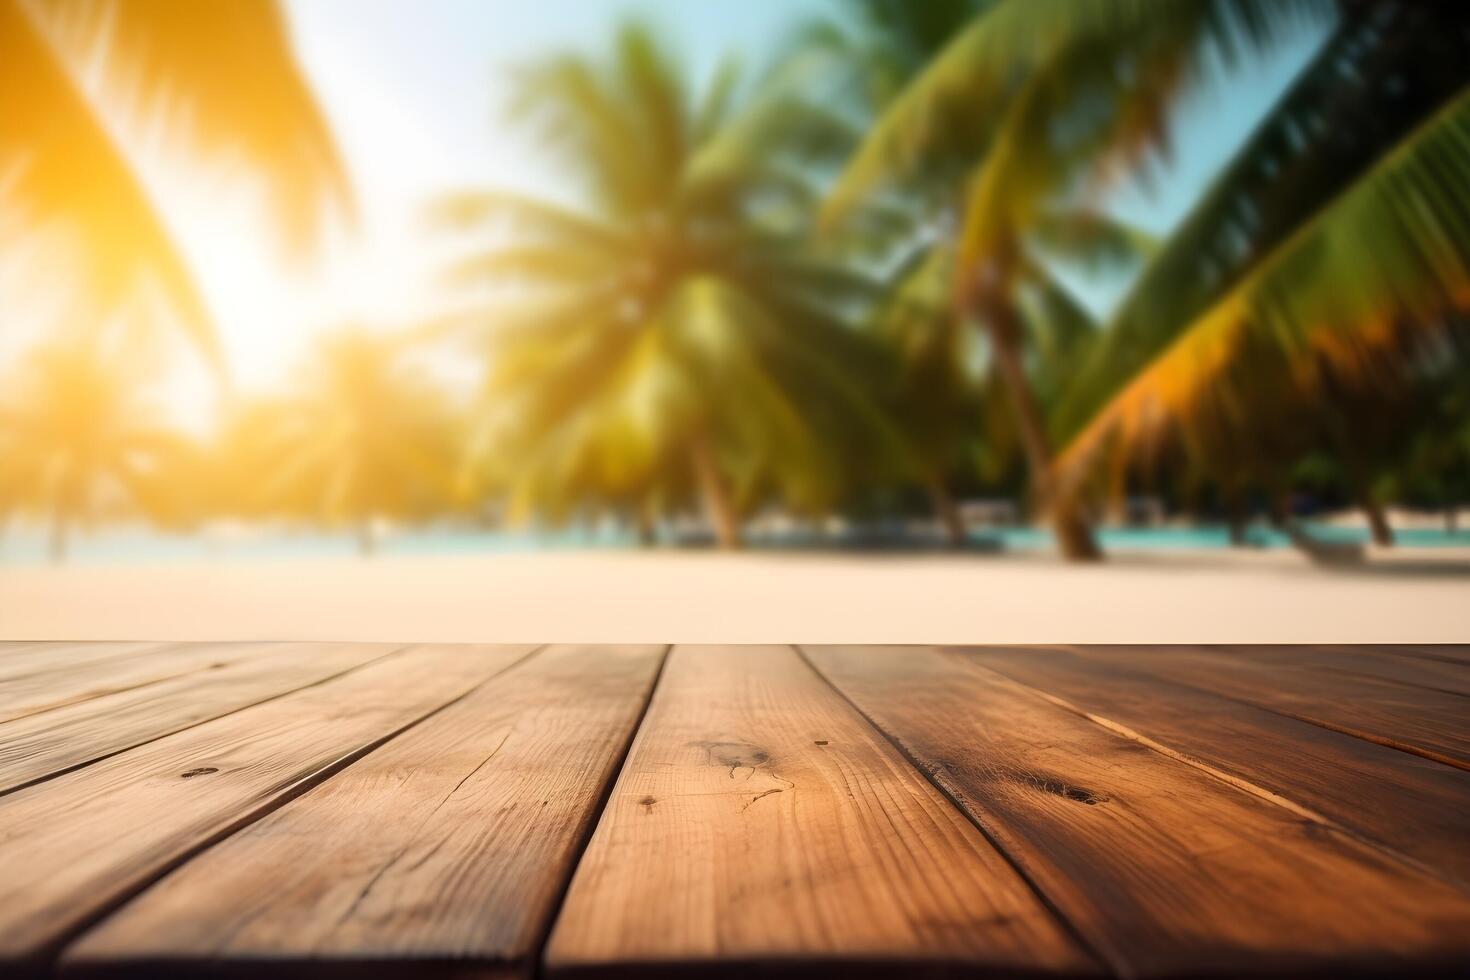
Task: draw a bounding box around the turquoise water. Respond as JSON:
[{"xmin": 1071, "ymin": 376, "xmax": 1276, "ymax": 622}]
[{"xmin": 3, "ymin": 522, "xmax": 1469, "ymax": 565}]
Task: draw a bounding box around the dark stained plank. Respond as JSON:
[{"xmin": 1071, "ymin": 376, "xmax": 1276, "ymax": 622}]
[
  {"xmin": 0, "ymin": 642, "xmax": 175, "ymax": 684},
  {"xmin": 0, "ymin": 643, "xmax": 535, "ymax": 974},
  {"xmin": 1205, "ymin": 644, "xmax": 1470, "ymax": 699},
  {"xmin": 544, "ymin": 644, "xmax": 1088, "ymax": 978},
  {"xmin": 0, "ymin": 641, "xmax": 283, "ymax": 723},
  {"xmin": 1377, "ymin": 644, "xmax": 1470, "ymax": 666},
  {"xmin": 1058, "ymin": 644, "xmax": 1470, "ymax": 770},
  {"xmin": 956, "ymin": 645, "xmax": 1470, "ymax": 886},
  {"xmin": 66, "ymin": 644, "xmax": 666, "ymax": 979},
  {"xmin": 0, "ymin": 642, "xmax": 397, "ymax": 794},
  {"xmin": 804, "ymin": 645, "xmax": 1470, "ymax": 977}
]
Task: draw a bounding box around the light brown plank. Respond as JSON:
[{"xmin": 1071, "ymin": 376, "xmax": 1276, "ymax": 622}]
[
  {"xmin": 66, "ymin": 644, "xmax": 665, "ymax": 979},
  {"xmin": 0, "ymin": 641, "xmax": 285, "ymax": 723},
  {"xmin": 805, "ymin": 645, "xmax": 1470, "ymax": 976},
  {"xmin": 0, "ymin": 642, "xmax": 175, "ymax": 684},
  {"xmin": 1059, "ymin": 644, "xmax": 1470, "ymax": 770},
  {"xmin": 0, "ymin": 642, "xmax": 51, "ymax": 657},
  {"xmin": 544, "ymin": 644, "xmax": 1087, "ymax": 978},
  {"xmin": 0, "ymin": 643, "xmax": 534, "ymax": 973},
  {"xmin": 0, "ymin": 642, "xmax": 397, "ymax": 794},
  {"xmin": 957, "ymin": 645, "xmax": 1470, "ymax": 886}
]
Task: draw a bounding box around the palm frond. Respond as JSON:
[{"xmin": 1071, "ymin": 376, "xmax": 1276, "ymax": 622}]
[
  {"xmin": 825, "ymin": 0, "xmax": 1326, "ymax": 226},
  {"xmin": 1058, "ymin": 84, "xmax": 1470, "ymax": 490},
  {"xmin": 613, "ymin": 19, "xmax": 687, "ymax": 192},
  {"xmin": 508, "ymin": 55, "xmax": 650, "ymax": 216},
  {"xmin": 1058, "ymin": 3, "xmax": 1469, "ymax": 438},
  {"xmin": 428, "ymin": 191, "xmax": 623, "ymax": 249},
  {"xmin": 693, "ymin": 53, "xmax": 742, "ymax": 144},
  {"xmin": 443, "ymin": 245, "xmax": 615, "ymax": 291},
  {"xmin": 36, "ymin": 0, "xmax": 353, "ymax": 251},
  {"xmin": 0, "ymin": 0, "xmax": 214, "ymax": 357},
  {"xmin": 1026, "ymin": 207, "xmax": 1158, "ymax": 274}
]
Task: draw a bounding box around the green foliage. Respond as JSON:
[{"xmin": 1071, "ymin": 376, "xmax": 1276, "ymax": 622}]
[
  {"xmin": 1060, "ymin": 3, "xmax": 1470, "ymax": 441},
  {"xmin": 1060, "ymin": 84, "xmax": 1470, "ymax": 491},
  {"xmin": 442, "ymin": 21, "xmax": 907, "ymax": 541}
]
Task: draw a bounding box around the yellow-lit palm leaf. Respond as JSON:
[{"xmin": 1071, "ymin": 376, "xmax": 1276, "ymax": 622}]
[
  {"xmin": 35, "ymin": 0, "xmax": 352, "ymax": 250},
  {"xmin": 1058, "ymin": 84, "xmax": 1470, "ymax": 487},
  {"xmin": 0, "ymin": 0, "xmax": 213, "ymax": 355}
]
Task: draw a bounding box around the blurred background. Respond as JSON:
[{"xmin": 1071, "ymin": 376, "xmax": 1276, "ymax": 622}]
[{"xmin": 1, "ymin": 0, "xmax": 1468, "ymax": 641}]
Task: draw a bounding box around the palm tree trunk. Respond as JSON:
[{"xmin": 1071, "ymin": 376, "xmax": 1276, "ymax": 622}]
[
  {"xmin": 979, "ymin": 297, "xmax": 1101, "ymax": 562},
  {"xmin": 1268, "ymin": 484, "xmax": 1292, "ymax": 529},
  {"xmin": 1360, "ymin": 497, "xmax": 1394, "ymax": 547},
  {"xmin": 356, "ymin": 522, "xmax": 376, "ymax": 557},
  {"xmin": 1339, "ymin": 456, "xmax": 1393, "ymax": 546},
  {"xmin": 635, "ymin": 507, "xmax": 657, "ymax": 548},
  {"xmin": 1226, "ymin": 488, "xmax": 1248, "ymax": 546},
  {"xmin": 48, "ymin": 514, "xmax": 69, "ymax": 563},
  {"xmin": 689, "ymin": 430, "xmax": 741, "ymax": 550},
  {"xmin": 925, "ymin": 474, "xmax": 966, "ymax": 548}
]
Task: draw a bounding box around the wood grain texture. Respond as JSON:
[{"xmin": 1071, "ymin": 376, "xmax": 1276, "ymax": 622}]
[
  {"xmin": 957, "ymin": 645, "xmax": 1470, "ymax": 887},
  {"xmin": 1380, "ymin": 644, "xmax": 1470, "ymax": 665},
  {"xmin": 805, "ymin": 645, "xmax": 1470, "ymax": 976},
  {"xmin": 544, "ymin": 644, "xmax": 1088, "ymax": 978},
  {"xmin": 0, "ymin": 642, "xmax": 174, "ymax": 685},
  {"xmin": 66, "ymin": 644, "xmax": 666, "ymax": 979},
  {"xmin": 0, "ymin": 641, "xmax": 280, "ymax": 723},
  {"xmin": 0, "ymin": 644, "xmax": 534, "ymax": 972},
  {"xmin": 0, "ymin": 642, "xmax": 396, "ymax": 794},
  {"xmin": 1259, "ymin": 644, "xmax": 1470, "ymax": 697},
  {"xmin": 0, "ymin": 641, "xmax": 54, "ymax": 657},
  {"xmin": 1057, "ymin": 644, "xmax": 1470, "ymax": 770}
]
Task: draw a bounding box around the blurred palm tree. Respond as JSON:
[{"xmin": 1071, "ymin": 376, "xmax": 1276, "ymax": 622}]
[
  {"xmin": 796, "ymin": 0, "xmax": 1150, "ymax": 546},
  {"xmin": 1058, "ymin": 1, "xmax": 1470, "ymax": 537},
  {"xmin": 439, "ymin": 21, "xmax": 902, "ymax": 548},
  {"xmin": 0, "ymin": 340, "xmax": 192, "ymax": 560},
  {"xmin": 1060, "ymin": 3, "xmax": 1469, "ymax": 429},
  {"xmin": 824, "ymin": 0, "xmax": 1288, "ymax": 558},
  {"xmin": 1059, "ymin": 81, "xmax": 1470, "ymax": 528},
  {"xmin": 220, "ymin": 331, "xmax": 463, "ymax": 555},
  {"xmin": 0, "ymin": 0, "xmax": 350, "ymax": 357}
]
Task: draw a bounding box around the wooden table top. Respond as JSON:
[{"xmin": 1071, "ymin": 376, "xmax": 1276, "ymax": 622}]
[{"xmin": 1, "ymin": 642, "xmax": 1467, "ymax": 978}]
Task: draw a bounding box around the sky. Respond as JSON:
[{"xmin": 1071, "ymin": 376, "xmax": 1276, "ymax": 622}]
[
  {"xmin": 3, "ymin": 0, "xmax": 1331, "ymax": 416},
  {"xmin": 152, "ymin": 0, "xmax": 847, "ymax": 402}
]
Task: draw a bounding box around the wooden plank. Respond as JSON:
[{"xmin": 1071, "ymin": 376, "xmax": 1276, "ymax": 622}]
[
  {"xmin": 544, "ymin": 644, "xmax": 1087, "ymax": 978},
  {"xmin": 0, "ymin": 641, "xmax": 52, "ymax": 657},
  {"xmin": 66, "ymin": 644, "xmax": 666, "ymax": 979},
  {"xmin": 805, "ymin": 645, "xmax": 1470, "ymax": 976},
  {"xmin": 957, "ymin": 645, "xmax": 1470, "ymax": 886},
  {"xmin": 1059, "ymin": 644, "xmax": 1470, "ymax": 770},
  {"xmin": 0, "ymin": 643, "xmax": 534, "ymax": 973},
  {"xmin": 0, "ymin": 642, "xmax": 174, "ymax": 684},
  {"xmin": 0, "ymin": 641, "xmax": 283, "ymax": 723},
  {"xmin": 0, "ymin": 642, "xmax": 397, "ymax": 794},
  {"xmin": 1377, "ymin": 644, "xmax": 1470, "ymax": 666},
  {"xmin": 1203, "ymin": 644, "xmax": 1470, "ymax": 699}
]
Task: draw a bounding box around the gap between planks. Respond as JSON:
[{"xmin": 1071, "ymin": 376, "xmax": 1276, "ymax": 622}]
[
  {"xmin": 61, "ymin": 645, "xmax": 669, "ymax": 980},
  {"xmin": 0, "ymin": 642, "xmax": 410, "ymax": 797},
  {"xmin": 799, "ymin": 645, "xmax": 1470, "ymax": 976},
  {"xmin": 0, "ymin": 644, "xmax": 542, "ymax": 976},
  {"xmin": 954, "ymin": 645, "xmax": 1470, "ymax": 891},
  {"xmin": 543, "ymin": 644, "xmax": 1092, "ymax": 978}
]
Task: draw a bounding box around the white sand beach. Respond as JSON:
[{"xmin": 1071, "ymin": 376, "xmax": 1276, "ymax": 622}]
[{"xmin": 2, "ymin": 546, "xmax": 1467, "ymax": 644}]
